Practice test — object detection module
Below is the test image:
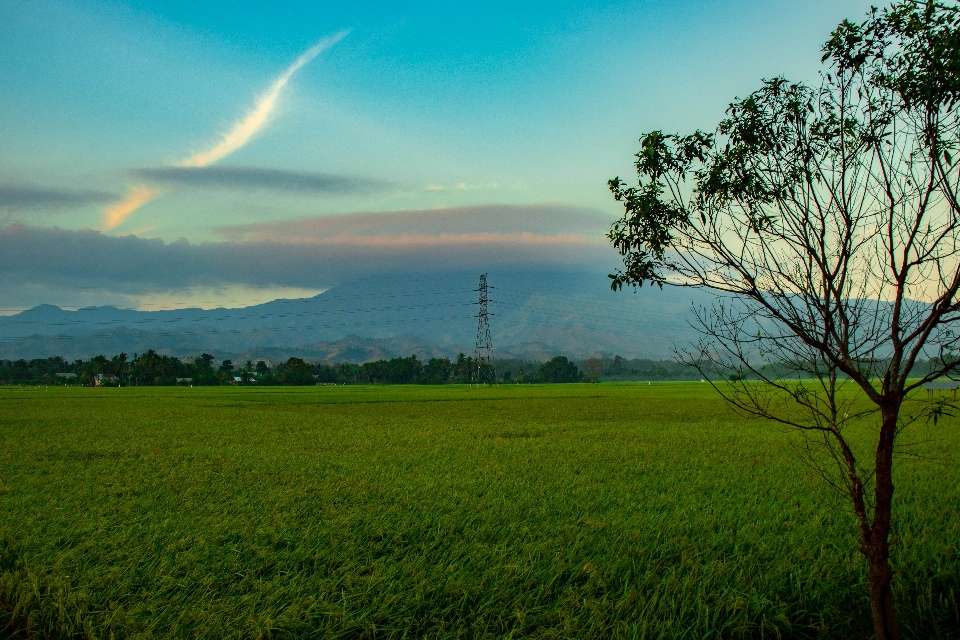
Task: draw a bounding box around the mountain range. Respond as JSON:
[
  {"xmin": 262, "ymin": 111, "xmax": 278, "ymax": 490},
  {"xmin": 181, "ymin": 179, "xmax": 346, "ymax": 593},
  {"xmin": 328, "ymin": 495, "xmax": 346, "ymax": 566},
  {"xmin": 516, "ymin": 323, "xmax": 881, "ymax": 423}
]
[{"xmin": 0, "ymin": 269, "xmax": 717, "ymax": 363}]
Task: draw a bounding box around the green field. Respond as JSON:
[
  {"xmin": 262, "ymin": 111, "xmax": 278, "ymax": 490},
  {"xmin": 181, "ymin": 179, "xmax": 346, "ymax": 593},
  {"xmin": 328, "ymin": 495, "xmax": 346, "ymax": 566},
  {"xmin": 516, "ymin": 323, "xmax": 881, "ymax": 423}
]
[{"xmin": 1, "ymin": 383, "xmax": 957, "ymax": 639}]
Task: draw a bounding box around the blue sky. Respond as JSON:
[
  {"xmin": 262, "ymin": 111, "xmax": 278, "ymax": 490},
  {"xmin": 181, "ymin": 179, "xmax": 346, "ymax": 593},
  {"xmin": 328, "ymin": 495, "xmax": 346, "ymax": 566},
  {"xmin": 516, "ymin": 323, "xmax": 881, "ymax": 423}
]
[{"xmin": 0, "ymin": 0, "xmax": 874, "ymax": 310}]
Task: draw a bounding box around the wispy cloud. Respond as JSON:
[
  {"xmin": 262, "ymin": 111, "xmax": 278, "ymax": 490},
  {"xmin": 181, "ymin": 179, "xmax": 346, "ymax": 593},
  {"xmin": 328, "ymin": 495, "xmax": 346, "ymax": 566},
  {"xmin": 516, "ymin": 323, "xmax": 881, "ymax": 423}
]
[
  {"xmin": 131, "ymin": 166, "xmax": 389, "ymax": 194},
  {"xmin": 102, "ymin": 31, "xmax": 349, "ymax": 231},
  {"xmin": 425, "ymin": 182, "xmax": 501, "ymax": 191},
  {"xmin": 103, "ymin": 186, "xmax": 163, "ymax": 231},
  {"xmin": 178, "ymin": 31, "xmax": 349, "ymax": 168}
]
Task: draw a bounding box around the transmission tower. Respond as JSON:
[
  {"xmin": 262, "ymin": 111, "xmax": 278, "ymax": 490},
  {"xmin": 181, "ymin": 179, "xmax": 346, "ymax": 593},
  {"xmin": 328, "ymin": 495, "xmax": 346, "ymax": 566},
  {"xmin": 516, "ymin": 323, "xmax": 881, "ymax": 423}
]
[{"xmin": 474, "ymin": 273, "xmax": 495, "ymax": 385}]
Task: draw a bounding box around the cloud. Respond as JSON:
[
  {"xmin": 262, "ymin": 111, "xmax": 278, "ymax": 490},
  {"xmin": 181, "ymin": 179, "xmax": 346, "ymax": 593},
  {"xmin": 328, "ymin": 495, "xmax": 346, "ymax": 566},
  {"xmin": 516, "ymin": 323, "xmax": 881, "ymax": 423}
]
[
  {"xmin": 131, "ymin": 166, "xmax": 390, "ymax": 194},
  {"xmin": 216, "ymin": 203, "xmax": 612, "ymax": 242},
  {"xmin": 0, "ymin": 207, "xmax": 616, "ymax": 295},
  {"xmin": 101, "ymin": 31, "xmax": 349, "ymax": 230},
  {"xmin": 425, "ymin": 182, "xmax": 500, "ymax": 191},
  {"xmin": 103, "ymin": 186, "xmax": 164, "ymax": 231},
  {"xmin": 177, "ymin": 31, "xmax": 349, "ymax": 168},
  {"xmin": 0, "ymin": 185, "xmax": 114, "ymax": 212},
  {"xmin": 272, "ymin": 231, "xmax": 598, "ymax": 247}
]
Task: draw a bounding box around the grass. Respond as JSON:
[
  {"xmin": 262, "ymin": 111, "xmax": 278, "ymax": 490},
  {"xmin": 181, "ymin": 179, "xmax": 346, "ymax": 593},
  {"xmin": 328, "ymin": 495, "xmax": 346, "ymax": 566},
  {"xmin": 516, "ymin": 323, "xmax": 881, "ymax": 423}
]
[{"xmin": 0, "ymin": 382, "xmax": 957, "ymax": 639}]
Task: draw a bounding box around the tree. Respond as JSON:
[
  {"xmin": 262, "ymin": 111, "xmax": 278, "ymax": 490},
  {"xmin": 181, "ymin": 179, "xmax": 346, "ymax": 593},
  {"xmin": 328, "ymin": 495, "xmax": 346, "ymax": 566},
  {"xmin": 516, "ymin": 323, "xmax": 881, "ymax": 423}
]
[
  {"xmin": 278, "ymin": 357, "xmax": 315, "ymax": 385},
  {"xmin": 237, "ymin": 360, "xmax": 255, "ymax": 384},
  {"xmin": 112, "ymin": 352, "xmax": 127, "ymax": 386},
  {"xmin": 90, "ymin": 355, "xmax": 108, "ymax": 375},
  {"xmin": 386, "ymin": 354, "xmax": 423, "ymax": 384},
  {"xmin": 134, "ymin": 350, "xmax": 161, "ymax": 386},
  {"xmin": 537, "ymin": 356, "xmax": 582, "ymax": 383},
  {"xmin": 422, "ymin": 357, "xmax": 453, "ymax": 384},
  {"xmin": 454, "ymin": 353, "xmax": 473, "ymax": 382},
  {"xmin": 607, "ymin": 3, "xmax": 960, "ymax": 637},
  {"xmin": 583, "ymin": 357, "xmax": 604, "ymax": 381},
  {"xmin": 191, "ymin": 353, "xmax": 220, "ymax": 386}
]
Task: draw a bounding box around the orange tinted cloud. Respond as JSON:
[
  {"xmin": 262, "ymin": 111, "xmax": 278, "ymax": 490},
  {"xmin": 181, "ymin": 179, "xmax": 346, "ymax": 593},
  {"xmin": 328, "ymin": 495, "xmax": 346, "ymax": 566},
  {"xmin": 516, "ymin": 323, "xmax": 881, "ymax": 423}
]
[
  {"xmin": 102, "ymin": 32, "xmax": 348, "ymax": 230},
  {"xmin": 102, "ymin": 186, "xmax": 162, "ymax": 231},
  {"xmin": 216, "ymin": 204, "xmax": 610, "ymax": 242},
  {"xmin": 247, "ymin": 232, "xmax": 601, "ymax": 247}
]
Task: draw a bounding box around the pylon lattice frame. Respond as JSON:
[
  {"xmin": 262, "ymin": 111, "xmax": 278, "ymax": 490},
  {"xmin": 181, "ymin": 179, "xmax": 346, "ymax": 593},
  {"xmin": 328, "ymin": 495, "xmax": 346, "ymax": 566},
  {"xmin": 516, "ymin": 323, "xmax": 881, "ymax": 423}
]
[{"xmin": 475, "ymin": 273, "xmax": 495, "ymax": 384}]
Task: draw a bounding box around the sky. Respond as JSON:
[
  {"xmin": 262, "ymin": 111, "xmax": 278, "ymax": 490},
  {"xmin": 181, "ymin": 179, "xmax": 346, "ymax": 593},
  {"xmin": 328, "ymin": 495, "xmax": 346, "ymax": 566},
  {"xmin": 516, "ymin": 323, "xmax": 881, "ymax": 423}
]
[{"xmin": 0, "ymin": 0, "xmax": 875, "ymax": 312}]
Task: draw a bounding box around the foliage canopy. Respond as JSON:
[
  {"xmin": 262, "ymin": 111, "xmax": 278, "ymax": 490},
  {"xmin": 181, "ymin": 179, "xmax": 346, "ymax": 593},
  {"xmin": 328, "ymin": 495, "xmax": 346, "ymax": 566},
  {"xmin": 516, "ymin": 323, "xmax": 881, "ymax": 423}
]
[{"xmin": 608, "ymin": 2, "xmax": 960, "ymax": 637}]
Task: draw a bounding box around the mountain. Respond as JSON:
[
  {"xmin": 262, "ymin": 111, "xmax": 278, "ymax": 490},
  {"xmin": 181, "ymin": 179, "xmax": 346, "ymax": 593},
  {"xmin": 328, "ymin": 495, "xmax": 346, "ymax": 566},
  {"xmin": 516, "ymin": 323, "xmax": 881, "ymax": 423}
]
[{"xmin": 0, "ymin": 269, "xmax": 717, "ymax": 362}]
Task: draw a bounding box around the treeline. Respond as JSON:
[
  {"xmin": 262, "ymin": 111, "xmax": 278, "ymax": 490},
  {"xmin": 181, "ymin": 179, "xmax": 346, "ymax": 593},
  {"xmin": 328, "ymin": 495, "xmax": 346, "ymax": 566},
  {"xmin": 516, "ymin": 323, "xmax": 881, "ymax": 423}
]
[
  {"xmin": 0, "ymin": 352, "xmax": 588, "ymax": 386},
  {"xmin": 0, "ymin": 351, "xmax": 708, "ymax": 386},
  {"xmin": 0, "ymin": 352, "xmax": 250, "ymax": 386},
  {"xmin": 580, "ymin": 355, "xmax": 701, "ymax": 381}
]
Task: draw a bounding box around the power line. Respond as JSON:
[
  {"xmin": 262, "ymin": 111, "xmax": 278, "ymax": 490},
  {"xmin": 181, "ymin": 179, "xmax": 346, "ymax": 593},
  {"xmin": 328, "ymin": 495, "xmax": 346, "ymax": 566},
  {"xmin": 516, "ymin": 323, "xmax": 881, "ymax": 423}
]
[
  {"xmin": 0, "ymin": 299, "xmax": 475, "ymax": 331},
  {"xmin": 1, "ymin": 282, "xmax": 470, "ymax": 317},
  {"xmin": 0, "ymin": 313, "xmax": 481, "ymax": 343},
  {"xmin": 494, "ymin": 299, "xmax": 686, "ymax": 333},
  {"xmin": 0, "ymin": 298, "xmax": 682, "ymax": 342},
  {"xmin": 0, "ymin": 278, "xmax": 697, "ymax": 357}
]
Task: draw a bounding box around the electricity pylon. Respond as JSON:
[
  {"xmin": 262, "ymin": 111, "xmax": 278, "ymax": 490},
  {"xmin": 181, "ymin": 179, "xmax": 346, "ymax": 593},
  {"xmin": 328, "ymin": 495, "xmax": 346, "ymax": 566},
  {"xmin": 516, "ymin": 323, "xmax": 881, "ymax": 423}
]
[{"xmin": 474, "ymin": 273, "xmax": 495, "ymax": 384}]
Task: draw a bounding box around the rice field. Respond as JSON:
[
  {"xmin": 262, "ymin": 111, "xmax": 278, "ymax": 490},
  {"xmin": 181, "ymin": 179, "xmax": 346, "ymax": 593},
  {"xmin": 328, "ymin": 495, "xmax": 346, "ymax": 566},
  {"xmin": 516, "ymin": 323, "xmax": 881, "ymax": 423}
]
[{"xmin": 0, "ymin": 383, "xmax": 957, "ymax": 638}]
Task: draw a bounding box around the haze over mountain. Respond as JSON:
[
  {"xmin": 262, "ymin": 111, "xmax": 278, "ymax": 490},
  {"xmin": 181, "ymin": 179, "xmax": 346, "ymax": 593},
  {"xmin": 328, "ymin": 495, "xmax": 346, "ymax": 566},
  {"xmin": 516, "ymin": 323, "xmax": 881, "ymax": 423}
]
[{"xmin": 0, "ymin": 269, "xmax": 715, "ymax": 362}]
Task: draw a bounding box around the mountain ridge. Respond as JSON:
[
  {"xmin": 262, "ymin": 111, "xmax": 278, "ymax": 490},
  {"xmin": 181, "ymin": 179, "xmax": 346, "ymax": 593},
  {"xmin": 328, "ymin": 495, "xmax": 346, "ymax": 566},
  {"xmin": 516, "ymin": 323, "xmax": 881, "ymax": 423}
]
[{"xmin": 0, "ymin": 269, "xmax": 714, "ymax": 361}]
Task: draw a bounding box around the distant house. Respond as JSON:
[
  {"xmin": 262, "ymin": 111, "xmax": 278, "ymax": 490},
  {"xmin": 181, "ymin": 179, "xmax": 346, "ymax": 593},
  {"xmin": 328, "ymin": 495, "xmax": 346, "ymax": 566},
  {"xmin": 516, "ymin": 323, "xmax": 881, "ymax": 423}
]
[
  {"xmin": 94, "ymin": 374, "xmax": 118, "ymax": 386},
  {"xmin": 924, "ymin": 380, "xmax": 959, "ymax": 399},
  {"xmin": 176, "ymin": 377, "xmax": 193, "ymax": 384},
  {"xmin": 233, "ymin": 376, "xmax": 243, "ymax": 383},
  {"xmin": 54, "ymin": 373, "xmax": 77, "ymax": 379}
]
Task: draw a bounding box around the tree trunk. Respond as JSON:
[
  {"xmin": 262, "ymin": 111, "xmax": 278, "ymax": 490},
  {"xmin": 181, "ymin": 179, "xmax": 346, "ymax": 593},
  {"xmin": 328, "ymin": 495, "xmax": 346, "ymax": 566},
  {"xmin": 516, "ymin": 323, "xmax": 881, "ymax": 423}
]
[
  {"xmin": 865, "ymin": 406, "xmax": 900, "ymax": 640},
  {"xmin": 867, "ymin": 549, "xmax": 899, "ymax": 640}
]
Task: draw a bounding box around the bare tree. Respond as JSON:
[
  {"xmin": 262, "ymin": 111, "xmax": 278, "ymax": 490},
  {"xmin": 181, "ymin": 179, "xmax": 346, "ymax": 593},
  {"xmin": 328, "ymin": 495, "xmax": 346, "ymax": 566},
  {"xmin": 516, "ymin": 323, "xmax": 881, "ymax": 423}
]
[{"xmin": 607, "ymin": 3, "xmax": 960, "ymax": 638}]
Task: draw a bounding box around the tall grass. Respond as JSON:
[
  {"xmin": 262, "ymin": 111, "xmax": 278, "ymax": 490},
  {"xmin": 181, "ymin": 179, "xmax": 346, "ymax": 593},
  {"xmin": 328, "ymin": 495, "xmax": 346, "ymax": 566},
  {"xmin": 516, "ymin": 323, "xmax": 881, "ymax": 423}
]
[{"xmin": 0, "ymin": 383, "xmax": 957, "ymax": 638}]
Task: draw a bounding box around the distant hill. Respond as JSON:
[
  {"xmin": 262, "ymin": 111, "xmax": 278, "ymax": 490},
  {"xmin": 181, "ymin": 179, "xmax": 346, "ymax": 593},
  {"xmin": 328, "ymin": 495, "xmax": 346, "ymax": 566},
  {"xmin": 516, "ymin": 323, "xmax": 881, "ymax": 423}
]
[{"xmin": 0, "ymin": 269, "xmax": 717, "ymax": 362}]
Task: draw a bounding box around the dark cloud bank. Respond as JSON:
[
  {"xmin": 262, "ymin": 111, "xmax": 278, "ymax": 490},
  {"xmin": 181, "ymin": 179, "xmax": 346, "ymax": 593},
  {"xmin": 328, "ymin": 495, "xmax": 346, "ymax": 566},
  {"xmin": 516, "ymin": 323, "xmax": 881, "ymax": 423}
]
[
  {"xmin": 0, "ymin": 185, "xmax": 114, "ymax": 212},
  {"xmin": 0, "ymin": 216, "xmax": 615, "ymax": 295},
  {"xmin": 131, "ymin": 166, "xmax": 393, "ymax": 194}
]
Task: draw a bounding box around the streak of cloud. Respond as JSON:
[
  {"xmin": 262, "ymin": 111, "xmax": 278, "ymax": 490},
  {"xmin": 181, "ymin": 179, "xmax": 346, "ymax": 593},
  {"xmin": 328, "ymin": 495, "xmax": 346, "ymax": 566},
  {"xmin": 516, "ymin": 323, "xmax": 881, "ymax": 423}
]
[
  {"xmin": 131, "ymin": 166, "xmax": 388, "ymax": 194},
  {"xmin": 425, "ymin": 182, "xmax": 499, "ymax": 191},
  {"xmin": 102, "ymin": 31, "xmax": 349, "ymax": 231},
  {"xmin": 271, "ymin": 231, "xmax": 602, "ymax": 247},
  {"xmin": 103, "ymin": 186, "xmax": 163, "ymax": 231},
  {"xmin": 215, "ymin": 204, "xmax": 611, "ymax": 242},
  {"xmin": 126, "ymin": 226, "xmax": 158, "ymax": 237},
  {"xmin": 0, "ymin": 185, "xmax": 114, "ymax": 211},
  {"xmin": 178, "ymin": 30, "xmax": 349, "ymax": 168}
]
